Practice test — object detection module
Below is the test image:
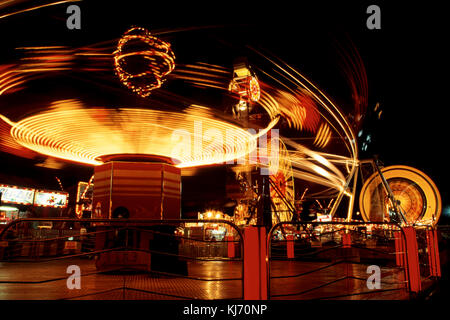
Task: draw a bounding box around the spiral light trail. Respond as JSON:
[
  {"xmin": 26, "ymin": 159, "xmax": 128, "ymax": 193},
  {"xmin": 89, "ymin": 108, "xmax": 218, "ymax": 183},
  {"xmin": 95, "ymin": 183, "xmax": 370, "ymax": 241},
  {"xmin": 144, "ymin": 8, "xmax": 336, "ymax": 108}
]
[
  {"xmin": 3, "ymin": 100, "xmax": 280, "ymax": 168},
  {"xmin": 114, "ymin": 27, "xmax": 176, "ymax": 97}
]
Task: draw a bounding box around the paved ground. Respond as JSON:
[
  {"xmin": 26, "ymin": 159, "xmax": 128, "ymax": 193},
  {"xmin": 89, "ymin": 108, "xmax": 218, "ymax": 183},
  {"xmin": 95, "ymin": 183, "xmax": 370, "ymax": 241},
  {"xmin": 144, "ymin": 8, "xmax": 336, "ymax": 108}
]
[
  {"xmin": 0, "ymin": 256, "xmax": 424, "ymax": 300},
  {"xmin": 270, "ymin": 260, "xmax": 410, "ymax": 300},
  {"xmin": 0, "ymin": 258, "xmax": 243, "ymax": 300}
]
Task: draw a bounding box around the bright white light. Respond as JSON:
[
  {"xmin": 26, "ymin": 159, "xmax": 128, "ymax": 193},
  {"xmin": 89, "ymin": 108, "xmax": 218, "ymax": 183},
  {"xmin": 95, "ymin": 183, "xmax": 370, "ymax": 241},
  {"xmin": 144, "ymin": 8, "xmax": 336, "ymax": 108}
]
[
  {"xmin": 313, "ymin": 166, "xmax": 329, "ymax": 177},
  {"xmin": 312, "ymin": 153, "xmax": 329, "ymax": 166},
  {"xmin": 237, "ymin": 100, "xmax": 247, "ymax": 111},
  {"xmin": 0, "ymin": 206, "xmax": 18, "ymax": 212}
]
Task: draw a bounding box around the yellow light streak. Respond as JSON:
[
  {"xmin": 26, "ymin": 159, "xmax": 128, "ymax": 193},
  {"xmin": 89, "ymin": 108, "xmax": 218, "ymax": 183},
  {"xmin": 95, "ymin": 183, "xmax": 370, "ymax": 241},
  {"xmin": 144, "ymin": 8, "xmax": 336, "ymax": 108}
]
[
  {"xmin": 2, "ymin": 100, "xmax": 269, "ymax": 168},
  {"xmin": 0, "ymin": 0, "xmax": 82, "ymax": 20}
]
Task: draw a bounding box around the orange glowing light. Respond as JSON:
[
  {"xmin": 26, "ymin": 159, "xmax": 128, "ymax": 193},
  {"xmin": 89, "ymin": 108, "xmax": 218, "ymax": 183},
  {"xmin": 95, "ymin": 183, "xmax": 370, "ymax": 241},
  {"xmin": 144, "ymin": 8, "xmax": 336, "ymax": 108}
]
[
  {"xmin": 248, "ymin": 76, "xmax": 260, "ymax": 102},
  {"xmin": 314, "ymin": 123, "xmax": 332, "ymax": 148},
  {"xmin": 5, "ymin": 100, "xmax": 266, "ymax": 168},
  {"xmin": 114, "ymin": 27, "xmax": 175, "ymax": 97}
]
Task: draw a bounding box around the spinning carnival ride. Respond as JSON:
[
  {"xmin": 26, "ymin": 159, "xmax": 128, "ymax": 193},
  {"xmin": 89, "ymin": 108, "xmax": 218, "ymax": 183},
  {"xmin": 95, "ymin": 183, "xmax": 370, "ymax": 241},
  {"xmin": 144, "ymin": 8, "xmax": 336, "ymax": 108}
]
[{"xmin": 0, "ymin": 25, "xmax": 442, "ymax": 227}]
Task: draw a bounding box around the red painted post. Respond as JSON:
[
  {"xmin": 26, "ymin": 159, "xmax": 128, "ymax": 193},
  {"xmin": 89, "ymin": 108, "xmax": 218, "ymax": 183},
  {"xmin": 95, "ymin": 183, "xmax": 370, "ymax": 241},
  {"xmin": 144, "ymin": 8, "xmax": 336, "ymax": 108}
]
[
  {"xmin": 286, "ymin": 234, "xmax": 294, "ymax": 259},
  {"xmin": 243, "ymin": 226, "xmax": 268, "ymax": 300},
  {"xmin": 342, "ymin": 231, "xmax": 351, "ymax": 248},
  {"xmin": 403, "ymin": 226, "xmax": 421, "ymax": 293},
  {"xmin": 426, "ymin": 229, "xmax": 441, "ymax": 277},
  {"xmin": 227, "ymin": 235, "xmax": 235, "ymax": 258}
]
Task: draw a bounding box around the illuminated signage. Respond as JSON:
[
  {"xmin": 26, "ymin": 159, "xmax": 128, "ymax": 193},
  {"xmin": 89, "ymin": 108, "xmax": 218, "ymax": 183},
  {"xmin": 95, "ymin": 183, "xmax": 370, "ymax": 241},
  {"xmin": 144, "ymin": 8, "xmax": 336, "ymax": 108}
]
[
  {"xmin": 0, "ymin": 184, "xmax": 35, "ymax": 205},
  {"xmin": 34, "ymin": 190, "xmax": 68, "ymax": 208},
  {"xmin": 76, "ymin": 181, "xmax": 93, "ymax": 217}
]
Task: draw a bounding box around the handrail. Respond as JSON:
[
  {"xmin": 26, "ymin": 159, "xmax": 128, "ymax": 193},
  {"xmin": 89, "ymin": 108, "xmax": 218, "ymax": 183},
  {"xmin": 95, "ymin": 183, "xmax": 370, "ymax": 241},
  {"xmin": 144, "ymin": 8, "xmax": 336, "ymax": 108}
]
[
  {"xmin": 0, "ymin": 218, "xmax": 246, "ymax": 299},
  {"xmin": 0, "ymin": 218, "xmax": 244, "ymax": 241},
  {"xmin": 266, "ymin": 220, "xmax": 411, "ymax": 298}
]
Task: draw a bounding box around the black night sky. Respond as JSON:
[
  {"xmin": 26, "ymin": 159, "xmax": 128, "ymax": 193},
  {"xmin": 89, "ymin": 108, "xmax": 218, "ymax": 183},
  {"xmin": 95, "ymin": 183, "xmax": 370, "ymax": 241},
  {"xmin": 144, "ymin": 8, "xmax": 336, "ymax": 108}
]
[{"xmin": 0, "ymin": 1, "xmax": 448, "ymax": 220}]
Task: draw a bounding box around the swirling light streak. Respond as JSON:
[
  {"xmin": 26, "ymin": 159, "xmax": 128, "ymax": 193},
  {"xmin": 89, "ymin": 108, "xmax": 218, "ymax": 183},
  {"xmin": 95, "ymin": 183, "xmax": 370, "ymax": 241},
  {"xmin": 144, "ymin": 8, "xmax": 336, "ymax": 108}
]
[
  {"xmin": 0, "ymin": 54, "xmax": 352, "ymax": 193},
  {"xmin": 0, "ymin": 47, "xmax": 75, "ymax": 97},
  {"xmin": 248, "ymin": 48, "xmax": 359, "ymax": 199},
  {"xmin": 3, "ymin": 100, "xmax": 278, "ymax": 168},
  {"xmin": 0, "ymin": 30, "xmax": 363, "ymax": 197},
  {"xmin": 171, "ymin": 64, "xmax": 229, "ymax": 90},
  {"xmin": 0, "ymin": 115, "xmax": 37, "ymax": 159},
  {"xmin": 334, "ymin": 37, "xmax": 369, "ymax": 128},
  {"xmin": 313, "ymin": 122, "xmax": 332, "ymax": 148},
  {"xmin": 114, "ymin": 27, "xmax": 175, "ymax": 97},
  {"xmin": 0, "ymin": 0, "xmax": 81, "ymax": 20},
  {"xmin": 250, "ymin": 48, "xmax": 358, "ymax": 161},
  {"xmin": 290, "ymin": 153, "xmax": 345, "ymax": 187}
]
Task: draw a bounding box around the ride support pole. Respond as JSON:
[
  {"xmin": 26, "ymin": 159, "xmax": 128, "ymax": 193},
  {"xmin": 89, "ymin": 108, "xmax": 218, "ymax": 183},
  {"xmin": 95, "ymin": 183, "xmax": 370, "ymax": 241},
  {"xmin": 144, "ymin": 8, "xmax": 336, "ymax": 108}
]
[
  {"xmin": 243, "ymin": 225, "xmax": 268, "ymax": 300},
  {"xmin": 342, "ymin": 231, "xmax": 352, "ymax": 248},
  {"xmin": 426, "ymin": 229, "xmax": 441, "ymax": 277},
  {"xmin": 403, "ymin": 226, "xmax": 421, "ymax": 293},
  {"xmin": 286, "ymin": 234, "xmax": 294, "ymax": 259}
]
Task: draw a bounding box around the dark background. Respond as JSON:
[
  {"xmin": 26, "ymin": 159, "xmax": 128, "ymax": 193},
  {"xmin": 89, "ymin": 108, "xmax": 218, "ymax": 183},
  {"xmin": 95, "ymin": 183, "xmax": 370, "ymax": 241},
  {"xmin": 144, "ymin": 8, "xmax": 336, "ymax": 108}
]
[{"xmin": 0, "ymin": 1, "xmax": 448, "ymax": 221}]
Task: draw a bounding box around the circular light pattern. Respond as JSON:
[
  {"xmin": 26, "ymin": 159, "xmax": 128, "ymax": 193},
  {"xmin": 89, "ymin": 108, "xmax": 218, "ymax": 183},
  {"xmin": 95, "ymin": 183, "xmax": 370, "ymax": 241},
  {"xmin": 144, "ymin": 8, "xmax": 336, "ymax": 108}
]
[
  {"xmin": 113, "ymin": 27, "xmax": 175, "ymax": 97},
  {"xmin": 359, "ymin": 165, "xmax": 441, "ymax": 226},
  {"xmin": 9, "ymin": 100, "xmax": 265, "ymax": 168},
  {"xmin": 248, "ymin": 76, "xmax": 260, "ymax": 102},
  {"xmin": 386, "ymin": 178, "xmax": 425, "ymax": 223}
]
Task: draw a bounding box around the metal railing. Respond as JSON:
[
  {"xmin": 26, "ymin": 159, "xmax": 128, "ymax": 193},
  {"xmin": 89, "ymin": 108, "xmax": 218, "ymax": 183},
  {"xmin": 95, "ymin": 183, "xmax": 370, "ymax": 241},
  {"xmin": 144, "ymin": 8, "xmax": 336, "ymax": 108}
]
[
  {"xmin": 415, "ymin": 226, "xmax": 432, "ymax": 282},
  {"xmin": 267, "ymin": 221, "xmax": 410, "ymax": 300},
  {"xmin": 0, "ymin": 218, "xmax": 244, "ymax": 300}
]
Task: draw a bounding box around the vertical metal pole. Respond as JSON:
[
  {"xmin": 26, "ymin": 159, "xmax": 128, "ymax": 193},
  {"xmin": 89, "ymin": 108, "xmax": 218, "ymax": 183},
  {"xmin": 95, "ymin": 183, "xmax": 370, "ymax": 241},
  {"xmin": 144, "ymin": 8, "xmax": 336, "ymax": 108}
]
[
  {"xmin": 329, "ymin": 160, "xmax": 359, "ymax": 219},
  {"xmin": 257, "ymin": 174, "xmax": 272, "ymax": 230},
  {"xmin": 373, "ymin": 159, "xmax": 407, "ymax": 225},
  {"xmin": 403, "ymin": 226, "xmax": 421, "ymax": 293},
  {"xmin": 109, "ymin": 163, "xmax": 113, "ymax": 219},
  {"xmin": 346, "ymin": 164, "xmax": 359, "ymax": 222},
  {"xmin": 426, "ymin": 229, "xmax": 441, "ymax": 277},
  {"xmin": 286, "ymin": 234, "xmax": 294, "ymax": 259},
  {"xmin": 243, "ymin": 226, "xmax": 268, "ymax": 299},
  {"xmin": 161, "ymin": 165, "xmax": 164, "ymax": 220}
]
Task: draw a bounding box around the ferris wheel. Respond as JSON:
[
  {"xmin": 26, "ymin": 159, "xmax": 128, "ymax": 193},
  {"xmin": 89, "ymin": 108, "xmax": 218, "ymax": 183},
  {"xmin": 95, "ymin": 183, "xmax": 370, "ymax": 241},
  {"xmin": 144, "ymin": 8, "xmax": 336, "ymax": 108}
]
[{"xmin": 359, "ymin": 165, "xmax": 442, "ymax": 226}]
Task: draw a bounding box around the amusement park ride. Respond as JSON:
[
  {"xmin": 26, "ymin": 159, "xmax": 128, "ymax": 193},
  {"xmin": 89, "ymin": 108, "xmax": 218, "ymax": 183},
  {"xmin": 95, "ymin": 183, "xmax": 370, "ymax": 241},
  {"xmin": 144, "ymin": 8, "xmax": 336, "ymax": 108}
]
[{"xmin": 0, "ymin": 24, "xmax": 442, "ymax": 276}]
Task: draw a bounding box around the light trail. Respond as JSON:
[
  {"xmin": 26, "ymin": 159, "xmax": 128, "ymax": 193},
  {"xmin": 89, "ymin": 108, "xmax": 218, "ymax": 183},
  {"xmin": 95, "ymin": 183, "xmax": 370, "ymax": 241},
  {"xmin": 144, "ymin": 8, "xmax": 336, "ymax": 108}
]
[
  {"xmin": 114, "ymin": 27, "xmax": 175, "ymax": 97},
  {"xmin": 0, "ymin": 30, "xmax": 364, "ymax": 196},
  {"xmin": 2, "ymin": 100, "xmax": 277, "ymax": 168},
  {"xmin": 0, "ymin": 0, "xmax": 81, "ymax": 20}
]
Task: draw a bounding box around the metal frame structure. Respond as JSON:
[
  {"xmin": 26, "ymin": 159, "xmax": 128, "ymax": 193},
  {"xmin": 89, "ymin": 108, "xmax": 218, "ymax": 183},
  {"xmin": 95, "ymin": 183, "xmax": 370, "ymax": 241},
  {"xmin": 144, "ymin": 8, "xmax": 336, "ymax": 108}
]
[{"xmin": 267, "ymin": 221, "xmax": 412, "ymax": 299}]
